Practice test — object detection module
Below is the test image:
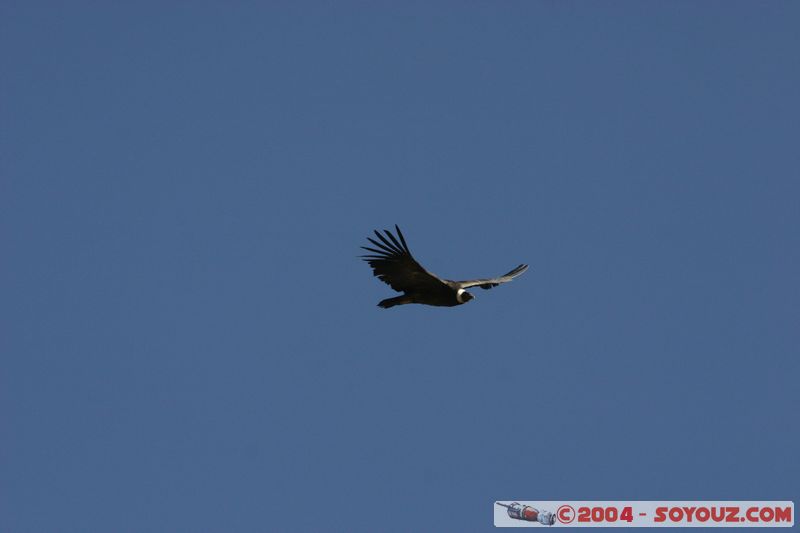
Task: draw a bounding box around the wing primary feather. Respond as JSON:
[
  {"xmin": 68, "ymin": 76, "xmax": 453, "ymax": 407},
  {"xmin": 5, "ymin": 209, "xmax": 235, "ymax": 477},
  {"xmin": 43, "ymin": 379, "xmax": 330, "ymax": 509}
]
[
  {"xmin": 374, "ymin": 230, "xmax": 402, "ymax": 253},
  {"xmin": 394, "ymin": 225, "xmax": 411, "ymax": 253},
  {"xmin": 502, "ymin": 264, "xmax": 527, "ymax": 277},
  {"xmin": 367, "ymin": 237, "xmax": 395, "ymax": 254},
  {"xmin": 383, "ymin": 229, "xmax": 406, "ymax": 253},
  {"xmin": 366, "ymin": 237, "xmax": 397, "ymax": 254},
  {"xmin": 361, "ymin": 246, "xmax": 394, "ymax": 256}
]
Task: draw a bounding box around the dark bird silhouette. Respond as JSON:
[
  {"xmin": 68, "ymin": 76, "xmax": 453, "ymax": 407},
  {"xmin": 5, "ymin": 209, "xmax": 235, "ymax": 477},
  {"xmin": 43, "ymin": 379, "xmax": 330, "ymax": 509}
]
[{"xmin": 361, "ymin": 225, "xmax": 528, "ymax": 308}]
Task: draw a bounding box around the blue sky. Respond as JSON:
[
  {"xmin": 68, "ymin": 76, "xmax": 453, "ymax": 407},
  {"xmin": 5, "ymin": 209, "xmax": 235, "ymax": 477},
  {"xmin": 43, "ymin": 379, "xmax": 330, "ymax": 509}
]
[{"xmin": 2, "ymin": 2, "xmax": 798, "ymax": 532}]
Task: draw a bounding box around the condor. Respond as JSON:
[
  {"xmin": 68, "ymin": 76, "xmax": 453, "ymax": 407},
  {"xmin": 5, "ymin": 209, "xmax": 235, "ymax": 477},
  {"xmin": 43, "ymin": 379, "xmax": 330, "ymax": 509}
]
[{"xmin": 361, "ymin": 225, "xmax": 528, "ymax": 308}]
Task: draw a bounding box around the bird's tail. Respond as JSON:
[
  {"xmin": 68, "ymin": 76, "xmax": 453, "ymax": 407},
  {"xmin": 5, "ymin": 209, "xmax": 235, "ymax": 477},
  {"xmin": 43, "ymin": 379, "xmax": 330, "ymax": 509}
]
[{"xmin": 378, "ymin": 295, "xmax": 413, "ymax": 308}]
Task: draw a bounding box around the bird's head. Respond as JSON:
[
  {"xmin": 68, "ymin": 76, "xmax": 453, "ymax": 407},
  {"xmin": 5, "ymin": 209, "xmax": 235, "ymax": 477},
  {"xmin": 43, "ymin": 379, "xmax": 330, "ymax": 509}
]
[{"xmin": 456, "ymin": 288, "xmax": 474, "ymax": 304}]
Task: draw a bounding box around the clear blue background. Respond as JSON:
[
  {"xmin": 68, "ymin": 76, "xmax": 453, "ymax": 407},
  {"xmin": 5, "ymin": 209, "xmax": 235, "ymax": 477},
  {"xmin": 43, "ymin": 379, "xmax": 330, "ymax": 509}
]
[{"xmin": 2, "ymin": 3, "xmax": 798, "ymax": 532}]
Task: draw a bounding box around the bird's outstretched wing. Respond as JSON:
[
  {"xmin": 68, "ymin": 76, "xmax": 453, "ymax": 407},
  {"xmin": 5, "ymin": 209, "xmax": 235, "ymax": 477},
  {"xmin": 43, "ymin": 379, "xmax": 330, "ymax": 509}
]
[
  {"xmin": 361, "ymin": 225, "xmax": 448, "ymax": 293},
  {"xmin": 452, "ymin": 264, "xmax": 529, "ymax": 290}
]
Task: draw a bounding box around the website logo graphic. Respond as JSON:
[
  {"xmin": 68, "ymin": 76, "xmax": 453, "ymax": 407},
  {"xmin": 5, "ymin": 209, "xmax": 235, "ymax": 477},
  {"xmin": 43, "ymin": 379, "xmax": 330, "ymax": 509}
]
[{"xmin": 496, "ymin": 502, "xmax": 556, "ymax": 526}]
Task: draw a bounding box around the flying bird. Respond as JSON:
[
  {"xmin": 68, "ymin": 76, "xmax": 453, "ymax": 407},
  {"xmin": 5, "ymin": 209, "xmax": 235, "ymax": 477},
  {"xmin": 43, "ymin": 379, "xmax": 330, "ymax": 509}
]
[{"xmin": 361, "ymin": 225, "xmax": 528, "ymax": 308}]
